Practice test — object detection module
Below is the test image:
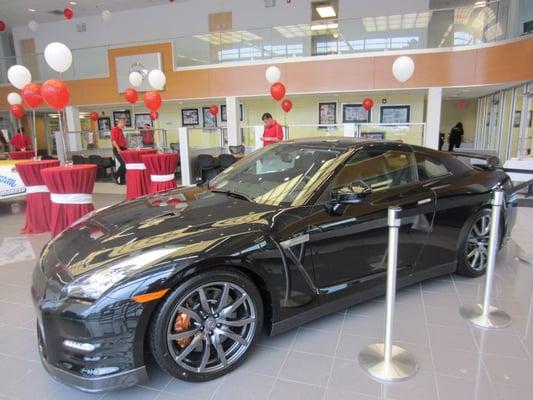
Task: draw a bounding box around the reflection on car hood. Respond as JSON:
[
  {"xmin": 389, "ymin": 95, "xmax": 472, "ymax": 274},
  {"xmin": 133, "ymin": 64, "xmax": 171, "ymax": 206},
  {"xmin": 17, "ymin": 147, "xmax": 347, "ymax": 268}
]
[{"xmin": 44, "ymin": 186, "xmax": 279, "ymax": 279}]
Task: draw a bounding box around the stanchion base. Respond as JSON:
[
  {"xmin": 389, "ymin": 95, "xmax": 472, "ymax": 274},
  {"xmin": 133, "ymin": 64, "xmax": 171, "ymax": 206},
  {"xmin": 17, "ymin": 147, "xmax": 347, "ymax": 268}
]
[
  {"xmin": 459, "ymin": 303, "xmax": 512, "ymax": 329},
  {"xmin": 359, "ymin": 344, "xmax": 418, "ymax": 382}
]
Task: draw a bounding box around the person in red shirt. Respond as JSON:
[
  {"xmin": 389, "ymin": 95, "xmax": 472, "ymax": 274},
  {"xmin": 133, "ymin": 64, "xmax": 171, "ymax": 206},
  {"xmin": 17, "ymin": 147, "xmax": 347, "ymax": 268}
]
[
  {"xmin": 261, "ymin": 113, "xmax": 283, "ymax": 147},
  {"xmin": 9, "ymin": 128, "xmax": 31, "ymax": 151},
  {"xmin": 111, "ymin": 119, "xmax": 127, "ymax": 185},
  {"xmin": 140, "ymin": 124, "xmax": 155, "ymax": 147}
]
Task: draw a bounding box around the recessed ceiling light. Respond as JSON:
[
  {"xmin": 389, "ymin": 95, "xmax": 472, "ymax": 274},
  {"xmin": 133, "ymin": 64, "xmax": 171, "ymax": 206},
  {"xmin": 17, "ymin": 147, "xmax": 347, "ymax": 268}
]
[
  {"xmin": 316, "ymin": 5, "xmax": 336, "ymax": 18},
  {"xmin": 69, "ymin": 1, "xmax": 78, "ymax": 5},
  {"xmin": 28, "ymin": 8, "xmax": 36, "ymax": 12}
]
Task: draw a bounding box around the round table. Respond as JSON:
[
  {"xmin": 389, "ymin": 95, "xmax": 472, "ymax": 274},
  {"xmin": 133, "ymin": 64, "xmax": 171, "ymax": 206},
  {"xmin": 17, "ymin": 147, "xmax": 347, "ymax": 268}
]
[
  {"xmin": 15, "ymin": 160, "xmax": 60, "ymax": 234},
  {"xmin": 120, "ymin": 149, "xmax": 158, "ymax": 200},
  {"xmin": 142, "ymin": 152, "xmax": 179, "ymax": 194},
  {"xmin": 9, "ymin": 151, "xmax": 35, "ymax": 160},
  {"xmin": 41, "ymin": 164, "xmax": 97, "ymax": 236}
]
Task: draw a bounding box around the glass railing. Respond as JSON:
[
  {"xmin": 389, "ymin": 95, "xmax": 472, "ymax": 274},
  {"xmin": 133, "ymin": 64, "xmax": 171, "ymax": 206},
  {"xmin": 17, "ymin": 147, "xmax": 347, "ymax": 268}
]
[{"xmin": 0, "ymin": 1, "xmax": 512, "ymax": 84}]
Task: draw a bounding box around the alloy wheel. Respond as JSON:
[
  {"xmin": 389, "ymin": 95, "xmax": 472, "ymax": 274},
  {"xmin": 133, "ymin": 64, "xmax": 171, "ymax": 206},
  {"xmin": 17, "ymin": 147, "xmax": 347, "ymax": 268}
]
[
  {"xmin": 166, "ymin": 282, "xmax": 257, "ymax": 374},
  {"xmin": 466, "ymin": 214, "xmax": 490, "ymax": 271}
]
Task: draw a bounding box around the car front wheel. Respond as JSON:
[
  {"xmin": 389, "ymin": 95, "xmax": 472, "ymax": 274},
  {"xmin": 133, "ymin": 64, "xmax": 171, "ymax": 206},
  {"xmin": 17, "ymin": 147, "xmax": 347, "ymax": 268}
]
[{"xmin": 149, "ymin": 269, "xmax": 263, "ymax": 382}]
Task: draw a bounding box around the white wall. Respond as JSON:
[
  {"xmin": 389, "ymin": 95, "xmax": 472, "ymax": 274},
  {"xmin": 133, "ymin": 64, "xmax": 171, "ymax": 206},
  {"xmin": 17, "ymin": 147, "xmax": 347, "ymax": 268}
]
[{"xmin": 11, "ymin": 0, "xmax": 430, "ymax": 56}]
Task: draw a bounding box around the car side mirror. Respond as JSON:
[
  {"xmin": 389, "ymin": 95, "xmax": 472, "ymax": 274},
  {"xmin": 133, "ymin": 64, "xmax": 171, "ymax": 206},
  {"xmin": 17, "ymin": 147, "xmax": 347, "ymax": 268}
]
[{"xmin": 324, "ymin": 181, "xmax": 372, "ymax": 215}]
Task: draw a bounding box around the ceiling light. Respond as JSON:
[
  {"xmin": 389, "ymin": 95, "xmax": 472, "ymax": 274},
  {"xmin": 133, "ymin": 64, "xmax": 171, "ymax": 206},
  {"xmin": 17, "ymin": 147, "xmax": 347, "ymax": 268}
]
[
  {"xmin": 316, "ymin": 5, "xmax": 336, "ymax": 18},
  {"xmin": 28, "ymin": 8, "xmax": 36, "ymax": 12},
  {"xmin": 474, "ymin": 1, "xmax": 487, "ymax": 8},
  {"xmin": 69, "ymin": 1, "xmax": 77, "ymax": 5},
  {"xmin": 311, "ymin": 22, "xmax": 338, "ymax": 31}
]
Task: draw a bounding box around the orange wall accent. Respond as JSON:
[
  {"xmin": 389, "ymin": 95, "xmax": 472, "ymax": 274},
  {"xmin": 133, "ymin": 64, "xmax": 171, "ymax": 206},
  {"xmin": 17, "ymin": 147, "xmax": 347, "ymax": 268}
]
[{"xmin": 0, "ymin": 37, "xmax": 532, "ymax": 111}]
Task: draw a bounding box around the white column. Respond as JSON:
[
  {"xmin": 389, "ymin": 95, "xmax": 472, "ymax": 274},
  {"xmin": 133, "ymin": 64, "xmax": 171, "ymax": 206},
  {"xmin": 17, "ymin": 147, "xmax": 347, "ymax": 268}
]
[
  {"xmin": 425, "ymin": 87, "xmax": 442, "ymax": 150},
  {"xmin": 64, "ymin": 106, "xmax": 83, "ymax": 151},
  {"xmin": 179, "ymin": 127, "xmax": 193, "ymax": 186},
  {"xmin": 226, "ymin": 96, "xmax": 241, "ymax": 146}
]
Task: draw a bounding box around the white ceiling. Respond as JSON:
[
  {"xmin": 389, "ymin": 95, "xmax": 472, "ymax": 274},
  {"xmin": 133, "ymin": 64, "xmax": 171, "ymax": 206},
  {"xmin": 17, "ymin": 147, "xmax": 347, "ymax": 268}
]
[{"xmin": 0, "ymin": 0, "xmax": 193, "ymax": 27}]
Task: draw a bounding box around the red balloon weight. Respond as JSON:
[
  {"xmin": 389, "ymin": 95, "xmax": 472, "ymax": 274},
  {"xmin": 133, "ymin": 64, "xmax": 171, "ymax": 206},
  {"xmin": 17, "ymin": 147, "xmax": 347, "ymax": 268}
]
[
  {"xmin": 21, "ymin": 83, "xmax": 42, "ymax": 109},
  {"xmin": 90, "ymin": 112, "xmax": 99, "ymax": 122},
  {"xmin": 270, "ymin": 82, "xmax": 286, "ymax": 101},
  {"xmin": 124, "ymin": 88, "xmax": 138, "ymax": 104},
  {"xmin": 144, "ymin": 91, "xmax": 162, "ymax": 112},
  {"xmin": 10, "ymin": 104, "xmax": 25, "ymax": 119},
  {"xmin": 41, "ymin": 79, "xmax": 69, "ymax": 110},
  {"xmin": 64, "ymin": 8, "xmax": 74, "ymax": 20},
  {"xmin": 209, "ymin": 104, "xmax": 219, "ymax": 116},
  {"xmin": 0, "ymin": 21, "xmax": 5, "ymax": 32},
  {"xmin": 362, "ymin": 98, "xmax": 374, "ymax": 111},
  {"xmin": 150, "ymin": 111, "xmax": 159, "ymax": 121},
  {"xmin": 281, "ymin": 99, "xmax": 293, "ymax": 113}
]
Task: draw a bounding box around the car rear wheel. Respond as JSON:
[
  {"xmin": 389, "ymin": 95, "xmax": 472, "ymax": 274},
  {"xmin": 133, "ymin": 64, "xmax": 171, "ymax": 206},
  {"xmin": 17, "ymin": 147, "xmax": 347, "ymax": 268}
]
[
  {"xmin": 149, "ymin": 269, "xmax": 263, "ymax": 382},
  {"xmin": 456, "ymin": 208, "xmax": 500, "ymax": 277}
]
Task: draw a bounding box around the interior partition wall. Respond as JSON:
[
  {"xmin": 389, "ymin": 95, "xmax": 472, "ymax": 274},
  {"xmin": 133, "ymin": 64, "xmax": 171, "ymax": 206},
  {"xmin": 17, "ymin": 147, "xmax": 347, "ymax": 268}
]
[{"xmin": 474, "ymin": 81, "xmax": 532, "ymax": 162}]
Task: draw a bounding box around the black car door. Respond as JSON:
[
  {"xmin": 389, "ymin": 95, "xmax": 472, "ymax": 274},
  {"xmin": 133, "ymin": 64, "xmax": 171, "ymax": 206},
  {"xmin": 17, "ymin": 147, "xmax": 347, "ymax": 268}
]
[{"xmin": 306, "ymin": 144, "xmax": 436, "ymax": 303}]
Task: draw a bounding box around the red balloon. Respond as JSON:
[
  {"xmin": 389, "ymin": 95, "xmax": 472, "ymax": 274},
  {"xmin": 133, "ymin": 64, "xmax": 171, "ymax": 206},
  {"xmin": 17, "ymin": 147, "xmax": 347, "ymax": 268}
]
[
  {"xmin": 90, "ymin": 112, "xmax": 99, "ymax": 122},
  {"xmin": 144, "ymin": 91, "xmax": 162, "ymax": 112},
  {"xmin": 457, "ymin": 101, "xmax": 466, "ymax": 110},
  {"xmin": 21, "ymin": 83, "xmax": 42, "ymax": 109},
  {"xmin": 124, "ymin": 88, "xmax": 138, "ymax": 104},
  {"xmin": 281, "ymin": 99, "xmax": 293, "ymax": 113},
  {"xmin": 209, "ymin": 104, "xmax": 219, "ymax": 116},
  {"xmin": 0, "ymin": 21, "xmax": 5, "ymax": 32},
  {"xmin": 41, "ymin": 79, "xmax": 70, "ymax": 110},
  {"xmin": 362, "ymin": 98, "xmax": 374, "ymax": 111},
  {"xmin": 10, "ymin": 104, "xmax": 25, "ymax": 119},
  {"xmin": 64, "ymin": 8, "xmax": 74, "ymax": 20},
  {"xmin": 270, "ymin": 82, "xmax": 286, "ymax": 101},
  {"xmin": 150, "ymin": 111, "xmax": 159, "ymax": 121}
]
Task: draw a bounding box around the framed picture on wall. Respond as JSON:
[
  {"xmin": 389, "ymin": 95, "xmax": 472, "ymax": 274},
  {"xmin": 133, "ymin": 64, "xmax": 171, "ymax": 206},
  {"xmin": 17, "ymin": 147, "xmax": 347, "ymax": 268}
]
[
  {"xmin": 181, "ymin": 108, "xmax": 199, "ymax": 126},
  {"xmin": 97, "ymin": 117, "xmax": 111, "ymax": 139},
  {"xmin": 342, "ymin": 103, "xmax": 371, "ymax": 123},
  {"xmin": 513, "ymin": 110, "xmax": 521, "ymax": 127},
  {"xmin": 318, "ymin": 102, "xmax": 337, "ymax": 126},
  {"xmin": 202, "ymin": 107, "xmax": 217, "ymax": 128},
  {"xmin": 220, "ymin": 104, "xmax": 244, "ymax": 122},
  {"xmin": 135, "ymin": 113, "xmax": 151, "ymax": 129},
  {"xmin": 380, "ymin": 105, "xmax": 410, "ymax": 124},
  {"xmin": 112, "ymin": 110, "xmax": 132, "ymax": 127}
]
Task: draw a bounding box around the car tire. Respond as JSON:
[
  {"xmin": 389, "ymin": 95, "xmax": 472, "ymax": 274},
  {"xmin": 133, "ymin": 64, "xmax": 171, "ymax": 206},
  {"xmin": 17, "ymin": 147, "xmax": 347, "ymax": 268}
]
[
  {"xmin": 456, "ymin": 208, "xmax": 500, "ymax": 277},
  {"xmin": 149, "ymin": 268, "xmax": 263, "ymax": 382}
]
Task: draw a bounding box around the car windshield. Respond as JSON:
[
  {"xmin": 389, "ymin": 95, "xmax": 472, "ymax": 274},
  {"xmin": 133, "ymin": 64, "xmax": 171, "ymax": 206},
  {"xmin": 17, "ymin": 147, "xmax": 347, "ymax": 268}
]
[{"xmin": 209, "ymin": 143, "xmax": 348, "ymax": 206}]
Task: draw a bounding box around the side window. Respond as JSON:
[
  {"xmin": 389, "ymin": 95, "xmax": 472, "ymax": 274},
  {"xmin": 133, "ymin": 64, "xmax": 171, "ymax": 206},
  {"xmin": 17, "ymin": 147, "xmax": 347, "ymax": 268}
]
[
  {"xmin": 333, "ymin": 147, "xmax": 416, "ymax": 192},
  {"xmin": 415, "ymin": 152, "xmax": 450, "ymax": 181}
]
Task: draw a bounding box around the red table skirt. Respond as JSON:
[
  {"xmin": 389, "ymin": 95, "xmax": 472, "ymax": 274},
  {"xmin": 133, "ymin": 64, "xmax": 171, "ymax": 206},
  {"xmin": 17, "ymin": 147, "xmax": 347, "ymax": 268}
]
[
  {"xmin": 142, "ymin": 153, "xmax": 179, "ymax": 194},
  {"xmin": 121, "ymin": 149, "xmax": 157, "ymax": 200},
  {"xmin": 9, "ymin": 151, "xmax": 35, "ymax": 160}
]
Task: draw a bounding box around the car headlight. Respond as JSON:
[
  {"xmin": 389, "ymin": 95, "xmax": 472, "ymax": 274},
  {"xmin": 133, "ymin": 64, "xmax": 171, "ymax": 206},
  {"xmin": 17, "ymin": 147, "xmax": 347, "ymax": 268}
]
[{"xmin": 65, "ymin": 247, "xmax": 178, "ymax": 300}]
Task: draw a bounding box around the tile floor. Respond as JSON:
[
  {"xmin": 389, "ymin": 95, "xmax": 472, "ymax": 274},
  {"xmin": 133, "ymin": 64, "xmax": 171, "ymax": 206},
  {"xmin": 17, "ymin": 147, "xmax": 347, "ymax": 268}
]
[{"xmin": 0, "ymin": 195, "xmax": 532, "ymax": 400}]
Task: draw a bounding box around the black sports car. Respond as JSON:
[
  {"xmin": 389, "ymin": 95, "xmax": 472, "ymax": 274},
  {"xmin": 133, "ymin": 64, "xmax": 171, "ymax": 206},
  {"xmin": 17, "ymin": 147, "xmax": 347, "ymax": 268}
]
[{"xmin": 31, "ymin": 138, "xmax": 516, "ymax": 392}]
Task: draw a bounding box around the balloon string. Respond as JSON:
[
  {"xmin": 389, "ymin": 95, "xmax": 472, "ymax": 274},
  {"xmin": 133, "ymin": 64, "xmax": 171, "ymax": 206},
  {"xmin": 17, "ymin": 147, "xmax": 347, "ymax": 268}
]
[
  {"xmin": 32, "ymin": 109, "xmax": 37, "ymax": 157},
  {"xmin": 58, "ymin": 109, "xmax": 67, "ymax": 165}
]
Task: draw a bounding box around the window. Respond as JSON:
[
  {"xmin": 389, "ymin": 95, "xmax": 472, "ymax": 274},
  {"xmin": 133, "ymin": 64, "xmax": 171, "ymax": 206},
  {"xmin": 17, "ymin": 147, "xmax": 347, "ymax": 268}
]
[
  {"xmin": 415, "ymin": 152, "xmax": 450, "ymax": 180},
  {"xmin": 333, "ymin": 147, "xmax": 416, "ymax": 192}
]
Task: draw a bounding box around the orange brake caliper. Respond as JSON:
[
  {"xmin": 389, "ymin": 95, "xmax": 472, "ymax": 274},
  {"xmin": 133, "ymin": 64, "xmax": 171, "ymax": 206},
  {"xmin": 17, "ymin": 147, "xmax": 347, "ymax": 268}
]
[{"xmin": 174, "ymin": 313, "xmax": 192, "ymax": 348}]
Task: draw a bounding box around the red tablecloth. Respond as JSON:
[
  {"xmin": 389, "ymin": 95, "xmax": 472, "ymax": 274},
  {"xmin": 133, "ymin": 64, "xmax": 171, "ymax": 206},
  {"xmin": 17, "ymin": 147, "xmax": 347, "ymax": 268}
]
[
  {"xmin": 142, "ymin": 153, "xmax": 179, "ymax": 194},
  {"xmin": 9, "ymin": 151, "xmax": 35, "ymax": 160},
  {"xmin": 120, "ymin": 149, "xmax": 158, "ymax": 200},
  {"xmin": 41, "ymin": 164, "xmax": 97, "ymax": 236},
  {"xmin": 15, "ymin": 160, "xmax": 60, "ymax": 234}
]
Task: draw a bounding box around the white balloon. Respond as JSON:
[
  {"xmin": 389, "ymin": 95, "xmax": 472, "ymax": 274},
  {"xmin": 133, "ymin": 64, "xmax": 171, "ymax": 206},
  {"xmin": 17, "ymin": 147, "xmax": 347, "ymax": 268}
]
[
  {"xmin": 392, "ymin": 56, "xmax": 415, "ymax": 83},
  {"xmin": 28, "ymin": 20, "xmax": 38, "ymax": 32},
  {"xmin": 148, "ymin": 69, "xmax": 166, "ymax": 90},
  {"xmin": 129, "ymin": 71, "xmax": 143, "ymax": 88},
  {"xmin": 44, "ymin": 42, "xmax": 73, "ymax": 73},
  {"xmin": 7, "ymin": 92, "xmax": 22, "ymax": 105},
  {"xmin": 265, "ymin": 66, "xmax": 280, "ymax": 84},
  {"xmin": 7, "ymin": 65, "xmax": 32, "ymax": 89},
  {"xmin": 102, "ymin": 10, "xmax": 112, "ymax": 23}
]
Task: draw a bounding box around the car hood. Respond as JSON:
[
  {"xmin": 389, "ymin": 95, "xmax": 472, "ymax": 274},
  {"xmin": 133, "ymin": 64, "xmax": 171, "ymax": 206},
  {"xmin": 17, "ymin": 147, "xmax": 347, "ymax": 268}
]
[{"xmin": 43, "ymin": 186, "xmax": 280, "ymax": 279}]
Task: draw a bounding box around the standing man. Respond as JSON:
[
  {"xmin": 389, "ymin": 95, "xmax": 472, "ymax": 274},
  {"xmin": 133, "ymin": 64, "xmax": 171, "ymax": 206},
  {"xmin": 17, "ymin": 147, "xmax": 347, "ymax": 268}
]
[
  {"xmin": 111, "ymin": 119, "xmax": 127, "ymax": 185},
  {"xmin": 140, "ymin": 123, "xmax": 155, "ymax": 148},
  {"xmin": 261, "ymin": 113, "xmax": 283, "ymax": 147},
  {"xmin": 448, "ymin": 122, "xmax": 464, "ymax": 152},
  {"xmin": 9, "ymin": 128, "xmax": 31, "ymax": 151}
]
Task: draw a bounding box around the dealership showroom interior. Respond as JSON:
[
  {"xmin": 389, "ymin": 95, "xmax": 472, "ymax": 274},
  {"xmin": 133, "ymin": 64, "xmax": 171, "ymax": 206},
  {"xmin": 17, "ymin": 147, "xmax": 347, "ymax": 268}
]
[{"xmin": 1, "ymin": 0, "xmax": 533, "ymax": 399}]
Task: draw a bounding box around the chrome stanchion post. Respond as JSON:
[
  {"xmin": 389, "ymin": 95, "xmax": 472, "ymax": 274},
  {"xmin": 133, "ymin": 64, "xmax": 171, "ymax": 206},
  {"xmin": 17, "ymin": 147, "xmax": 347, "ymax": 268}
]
[
  {"xmin": 460, "ymin": 189, "xmax": 512, "ymax": 329},
  {"xmin": 359, "ymin": 206, "xmax": 418, "ymax": 381}
]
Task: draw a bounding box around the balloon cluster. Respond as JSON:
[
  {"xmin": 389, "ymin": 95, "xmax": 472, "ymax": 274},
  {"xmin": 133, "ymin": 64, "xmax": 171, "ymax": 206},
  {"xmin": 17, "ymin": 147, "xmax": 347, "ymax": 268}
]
[
  {"xmin": 265, "ymin": 66, "xmax": 292, "ymax": 113},
  {"xmin": 125, "ymin": 68, "xmax": 167, "ymax": 120}
]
